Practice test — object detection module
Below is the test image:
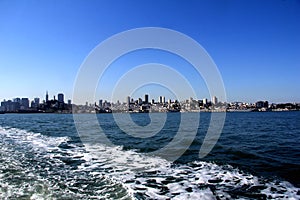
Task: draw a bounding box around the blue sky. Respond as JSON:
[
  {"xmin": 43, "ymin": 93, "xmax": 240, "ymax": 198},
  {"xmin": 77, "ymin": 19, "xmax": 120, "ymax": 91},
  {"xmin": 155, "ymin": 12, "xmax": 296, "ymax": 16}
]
[{"xmin": 0, "ymin": 0, "xmax": 299, "ymax": 104}]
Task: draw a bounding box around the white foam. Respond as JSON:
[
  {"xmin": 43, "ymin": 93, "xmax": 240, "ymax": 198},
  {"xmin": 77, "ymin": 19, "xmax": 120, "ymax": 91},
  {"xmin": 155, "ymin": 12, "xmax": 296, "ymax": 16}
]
[
  {"xmin": 0, "ymin": 126, "xmax": 68, "ymax": 152},
  {"xmin": 74, "ymin": 142, "xmax": 300, "ymax": 199},
  {"xmin": 80, "ymin": 143, "xmax": 300, "ymax": 199},
  {"xmin": 0, "ymin": 126, "xmax": 133, "ymax": 199},
  {"xmin": 0, "ymin": 126, "xmax": 299, "ymax": 199}
]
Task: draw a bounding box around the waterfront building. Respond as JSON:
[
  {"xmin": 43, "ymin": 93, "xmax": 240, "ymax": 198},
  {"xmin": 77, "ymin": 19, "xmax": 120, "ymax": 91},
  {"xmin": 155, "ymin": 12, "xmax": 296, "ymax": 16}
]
[
  {"xmin": 68, "ymin": 99, "xmax": 72, "ymax": 105},
  {"xmin": 1, "ymin": 100, "xmax": 20, "ymax": 112},
  {"xmin": 189, "ymin": 97, "xmax": 193, "ymax": 103},
  {"xmin": 256, "ymin": 101, "xmax": 269, "ymax": 108}
]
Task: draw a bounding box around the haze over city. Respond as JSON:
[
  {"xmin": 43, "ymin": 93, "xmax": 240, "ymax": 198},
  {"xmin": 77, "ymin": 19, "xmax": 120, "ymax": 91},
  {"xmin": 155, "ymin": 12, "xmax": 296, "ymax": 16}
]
[{"xmin": 0, "ymin": 0, "xmax": 299, "ymax": 104}]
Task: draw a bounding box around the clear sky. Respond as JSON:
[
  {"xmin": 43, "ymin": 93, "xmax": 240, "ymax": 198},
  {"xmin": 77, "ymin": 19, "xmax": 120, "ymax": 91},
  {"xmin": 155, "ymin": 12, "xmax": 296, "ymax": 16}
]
[{"xmin": 0, "ymin": 0, "xmax": 299, "ymax": 104}]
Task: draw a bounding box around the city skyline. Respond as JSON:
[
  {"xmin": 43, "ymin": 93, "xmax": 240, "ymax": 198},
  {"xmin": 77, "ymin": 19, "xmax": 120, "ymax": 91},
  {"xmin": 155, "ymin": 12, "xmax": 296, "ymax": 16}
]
[
  {"xmin": 1, "ymin": 90, "xmax": 298, "ymax": 106},
  {"xmin": 2, "ymin": 90, "xmax": 299, "ymax": 114},
  {"xmin": 1, "ymin": 1, "xmax": 300, "ymax": 103}
]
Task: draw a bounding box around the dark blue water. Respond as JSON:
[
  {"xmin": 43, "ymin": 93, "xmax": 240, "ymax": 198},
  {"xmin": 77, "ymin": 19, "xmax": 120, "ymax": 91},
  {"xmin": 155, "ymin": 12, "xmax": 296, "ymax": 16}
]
[{"xmin": 0, "ymin": 112, "xmax": 299, "ymax": 199}]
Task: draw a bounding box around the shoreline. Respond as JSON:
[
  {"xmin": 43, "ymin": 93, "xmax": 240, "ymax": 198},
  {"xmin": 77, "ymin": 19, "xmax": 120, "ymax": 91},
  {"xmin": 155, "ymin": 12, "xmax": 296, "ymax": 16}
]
[{"xmin": 1, "ymin": 109, "xmax": 299, "ymax": 114}]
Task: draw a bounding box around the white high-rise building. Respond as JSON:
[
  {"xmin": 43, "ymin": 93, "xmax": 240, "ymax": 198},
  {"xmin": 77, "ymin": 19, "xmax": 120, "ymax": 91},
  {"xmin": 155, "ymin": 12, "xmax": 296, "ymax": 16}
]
[
  {"xmin": 203, "ymin": 98, "xmax": 208, "ymax": 105},
  {"xmin": 212, "ymin": 96, "xmax": 218, "ymax": 105}
]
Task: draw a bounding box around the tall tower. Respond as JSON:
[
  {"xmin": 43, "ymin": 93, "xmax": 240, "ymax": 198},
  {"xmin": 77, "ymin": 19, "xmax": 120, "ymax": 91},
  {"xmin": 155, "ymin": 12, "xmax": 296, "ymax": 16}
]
[
  {"xmin": 99, "ymin": 99, "xmax": 103, "ymax": 108},
  {"xmin": 203, "ymin": 98, "xmax": 207, "ymax": 105},
  {"xmin": 212, "ymin": 96, "xmax": 218, "ymax": 105},
  {"xmin": 127, "ymin": 96, "xmax": 130, "ymax": 108},
  {"xmin": 145, "ymin": 94, "xmax": 149, "ymax": 104},
  {"xmin": 58, "ymin": 93, "xmax": 64, "ymax": 103},
  {"xmin": 46, "ymin": 91, "xmax": 49, "ymax": 102}
]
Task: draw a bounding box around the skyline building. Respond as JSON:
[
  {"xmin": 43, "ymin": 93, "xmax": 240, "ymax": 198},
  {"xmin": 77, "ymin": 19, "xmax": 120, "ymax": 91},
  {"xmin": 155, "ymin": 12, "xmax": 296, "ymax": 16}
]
[
  {"xmin": 34, "ymin": 98, "xmax": 40, "ymax": 105},
  {"xmin": 99, "ymin": 99, "xmax": 103, "ymax": 108},
  {"xmin": 58, "ymin": 93, "xmax": 64, "ymax": 103},
  {"xmin": 31, "ymin": 97, "xmax": 40, "ymax": 108},
  {"xmin": 20, "ymin": 98, "xmax": 29, "ymax": 110},
  {"xmin": 203, "ymin": 98, "xmax": 208, "ymax": 105},
  {"xmin": 13, "ymin": 98, "xmax": 20, "ymax": 103},
  {"xmin": 145, "ymin": 94, "xmax": 149, "ymax": 104},
  {"xmin": 212, "ymin": 96, "xmax": 218, "ymax": 105},
  {"xmin": 138, "ymin": 98, "xmax": 142, "ymax": 105},
  {"xmin": 159, "ymin": 96, "xmax": 166, "ymax": 104},
  {"xmin": 127, "ymin": 96, "xmax": 130, "ymax": 108},
  {"xmin": 46, "ymin": 91, "xmax": 49, "ymax": 102}
]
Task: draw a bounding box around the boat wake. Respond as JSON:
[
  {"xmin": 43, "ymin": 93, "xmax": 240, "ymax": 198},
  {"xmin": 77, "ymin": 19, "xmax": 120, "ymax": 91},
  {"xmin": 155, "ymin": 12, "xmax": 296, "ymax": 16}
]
[{"xmin": 0, "ymin": 126, "xmax": 299, "ymax": 199}]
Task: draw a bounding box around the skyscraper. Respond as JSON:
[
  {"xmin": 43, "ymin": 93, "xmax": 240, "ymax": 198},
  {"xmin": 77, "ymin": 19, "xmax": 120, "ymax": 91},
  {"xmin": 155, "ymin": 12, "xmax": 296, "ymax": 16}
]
[
  {"xmin": 46, "ymin": 91, "xmax": 49, "ymax": 102},
  {"xmin": 13, "ymin": 98, "xmax": 20, "ymax": 103},
  {"xmin": 127, "ymin": 96, "xmax": 130, "ymax": 108},
  {"xmin": 159, "ymin": 96, "xmax": 162, "ymax": 104},
  {"xmin": 145, "ymin": 94, "xmax": 149, "ymax": 104},
  {"xmin": 33, "ymin": 98, "xmax": 40, "ymax": 108},
  {"xmin": 138, "ymin": 98, "xmax": 142, "ymax": 105},
  {"xmin": 20, "ymin": 98, "xmax": 29, "ymax": 110},
  {"xmin": 99, "ymin": 99, "xmax": 103, "ymax": 108},
  {"xmin": 58, "ymin": 93, "xmax": 64, "ymax": 103},
  {"xmin": 212, "ymin": 96, "xmax": 218, "ymax": 105}
]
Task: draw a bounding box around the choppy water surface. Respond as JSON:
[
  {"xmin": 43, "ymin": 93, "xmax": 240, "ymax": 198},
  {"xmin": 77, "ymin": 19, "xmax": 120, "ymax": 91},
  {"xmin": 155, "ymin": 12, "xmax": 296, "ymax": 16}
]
[{"xmin": 0, "ymin": 112, "xmax": 299, "ymax": 199}]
